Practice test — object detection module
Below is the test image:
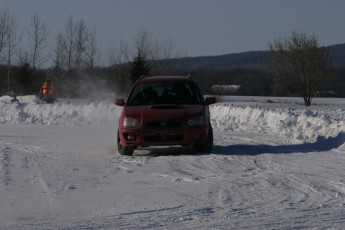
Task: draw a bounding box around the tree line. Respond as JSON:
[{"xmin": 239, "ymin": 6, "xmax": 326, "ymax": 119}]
[
  {"xmin": 0, "ymin": 9, "xmax": 185, "ymax": 98},
  {"xmin": 0, "ymin": 8, "xmax": 343, "ymax": 106}
]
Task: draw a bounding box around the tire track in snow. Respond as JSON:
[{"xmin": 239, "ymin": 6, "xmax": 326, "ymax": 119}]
[
  {"xmin": 0, "ymin": 145, "xmax": 12, "ymax": 186},
  {"xmin": 18, "ymin": 146, "xmax": 59, "ymax": 217},
  {"xmin": 152, "ymin": 128, "xmax": 345, "ymax": 227}
]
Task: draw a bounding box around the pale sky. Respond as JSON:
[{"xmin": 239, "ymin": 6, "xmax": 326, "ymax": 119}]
[{"xmin": 1, "ymin": 0, "xmax": 345, "ymax": 65}]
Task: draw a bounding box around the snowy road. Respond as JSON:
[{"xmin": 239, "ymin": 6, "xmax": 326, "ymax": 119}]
[{"xmin": 1, "ymin": 96, "xmax": 345, "ymax": 229}]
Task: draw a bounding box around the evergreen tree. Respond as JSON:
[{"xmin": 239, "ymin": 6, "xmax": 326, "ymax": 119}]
[
  {"xmin": 129, "ymin": 52, "xmax": 150, "ymax": 83},
  {"xmin": 16, "ymin": 62, "xmax": 33, "ymax": 95}
]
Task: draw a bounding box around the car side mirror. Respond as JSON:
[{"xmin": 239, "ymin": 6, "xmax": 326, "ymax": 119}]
[
  {"xmin": 205, "ymin": 97, "xmax": 217, "ymax": 105},
  {"xmin": 114, "ymin": 98, "xmax": 125, "ymax": 106}
]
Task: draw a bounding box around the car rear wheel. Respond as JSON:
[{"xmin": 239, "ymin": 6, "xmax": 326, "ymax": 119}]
[
  {"xmin": 117, "ymin": 130, "xmax": 134, "ymax": 155},
  {"xmin": 194, "ymin": 124, "xmax": 213, "ymax": 153}
]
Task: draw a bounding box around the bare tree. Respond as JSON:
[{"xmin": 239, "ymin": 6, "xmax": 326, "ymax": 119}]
[
  {"xmin": 3, "ymin": 10, "xmax": 19, "ymax": 94},
  {"xmin": 149, "ymin": 37, "xmax": 181, "ymax": 75},
  {"xmin": 133, "ymin": 29, "xmax": 182, "ymax": 76},
  {"xmin": 55, "ymin": 16, "xmax": 98, "ymax": 75},
  {"xmin": 66, "ymin": 16, "xmax": 76, "ymax": 75},
  {"xmin": 107, "ymin": 39, "xmax": 131, "ymax": 93},
  {"xmin": 0, "ymin": 8, "xmax": 10, "ymax": 64},
  {"xmin": 107, "ymin": 29, "xmax": 183, "ymax": 92},
  {"xmin": 53, "ymin": 31, "xmax": 66, "ymax": 72},
  {"xmin": 133, "ymin": 29, "xmax": 151, "ymax": 60},
  {"xmin": 85, "ymin": 28, "xmax": 99, "ymax": 71},
  {"xmin": 108, "ymin": 39, "xmax": 131, "ymax": 69},
  {"xmin": 74, "ymin": 19, "xmax": 88, "ymax": 71},
  {"xmin": 130, "ymin": 32, "xmax": 180, "ymax": 79},
  {"xmin": 28, "ymin": 11, "xmax": 49, "ymax": 71},
  {"xmin": 269, "ymin": 31, "xmax": 333, "ymax": 106}
]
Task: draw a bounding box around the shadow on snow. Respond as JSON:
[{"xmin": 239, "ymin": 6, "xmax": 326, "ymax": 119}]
[
  {"xmin": 213, "ymin": 132, "xmax": 345, "ymax": 156},
  {"xmin": 132, "ymin": 132, "xmax": 345, "ymax": 157}
]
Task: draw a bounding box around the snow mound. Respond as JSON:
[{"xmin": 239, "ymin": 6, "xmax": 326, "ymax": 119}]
[
  {"xmin": 211, "ymin": 104, "xmax": 345, "ymax": 143},
  {"xmin": 1, "ymin": 95, "xmax": 344, "ymax": 143},
  {"xmin": 0, "ymin": 95, "xmax": 119, "ymax": 126},
  {"xmin": 17, "ymin": 95, "xmax": 42, "ymax": 103}
]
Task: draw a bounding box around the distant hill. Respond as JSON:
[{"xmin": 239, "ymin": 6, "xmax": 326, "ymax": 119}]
[
  {"xmin": 178, "ymin": 43, "xmax": 345, "ymax": 71},
  {"xmin": 326, "ymin": 43, "xmax": 345, "ymax": 67}
]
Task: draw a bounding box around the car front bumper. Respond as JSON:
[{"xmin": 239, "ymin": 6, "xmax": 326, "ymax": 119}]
[{"xmin": 119, "ymin": 125, "xmax": 209, "ymax": 148}]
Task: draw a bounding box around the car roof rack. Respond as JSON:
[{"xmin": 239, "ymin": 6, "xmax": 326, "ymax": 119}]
[
  {"xmin": 137, "ymin": 75, "xmax": 193, "ymax": 81},
  {"xmin": 138, "ymin": 75, "xmax": 147, "ymax": 80}
]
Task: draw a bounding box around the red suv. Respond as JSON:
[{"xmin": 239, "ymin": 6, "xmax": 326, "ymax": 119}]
[{"xmin": 115, "ymin": 76, "xmax": 217, "ymax": 155}]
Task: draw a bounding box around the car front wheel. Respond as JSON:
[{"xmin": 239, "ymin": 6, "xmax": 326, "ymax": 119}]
[
  {"xmin": 117, "ymin": 130, "xmax": 134, "ymax": 155},
  {"xmin": 194, "ymin": 124, "xmax": 213, "ymax": 153}
]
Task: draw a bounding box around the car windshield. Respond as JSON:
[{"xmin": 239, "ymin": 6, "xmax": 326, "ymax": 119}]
[{"xmin": 127, "ymin": 82, "xmax": 204, "ymax": 106}]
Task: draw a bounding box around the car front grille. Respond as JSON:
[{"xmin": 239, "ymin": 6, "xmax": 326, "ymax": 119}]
[
  {"xmin": 143, "ymin": 120, "xmax": 183, "ymax": 142},
  {"xmin": 144, "ymin": 133, "xmax": 183, "ymax": 142},
  {"xmin": 145, "ymin": 121, "xmax": 181, "ymax": 128}
]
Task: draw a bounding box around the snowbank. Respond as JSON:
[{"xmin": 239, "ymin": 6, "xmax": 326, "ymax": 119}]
[
  {"xmin": 212, "ymin": 104, "xmax": 345, "ymax": 143},
  {"xmin": 0, "ymin": 96, "xmax": 119, "ymax": 126},
  {"xmin": 1, "ymin": 95, "xmax": 345, "ymax": 142}
]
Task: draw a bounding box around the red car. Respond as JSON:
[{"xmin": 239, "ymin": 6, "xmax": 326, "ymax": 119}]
[
  {"xmin": 39, "ymin": 79, "xmax": 56, "ymax": 103},
  {"xmin": 115, "ymin": 76, "xmax": 217, "ymax": 155}
]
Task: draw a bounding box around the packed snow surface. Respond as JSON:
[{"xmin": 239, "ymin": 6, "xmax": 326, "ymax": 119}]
[{"xmin": 1, "ymin": 95, "xmax": 345, "ymax": 229}]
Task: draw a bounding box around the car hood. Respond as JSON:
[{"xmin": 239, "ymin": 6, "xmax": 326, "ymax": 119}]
[{"xmin": 123, "ymin": 105, "xmax": 204, "ymax": 121}]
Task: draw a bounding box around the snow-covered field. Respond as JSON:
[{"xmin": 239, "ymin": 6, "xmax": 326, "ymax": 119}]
[{"xmin": 1, "ymin": 95, "xmax": 345, "ymax": 229}]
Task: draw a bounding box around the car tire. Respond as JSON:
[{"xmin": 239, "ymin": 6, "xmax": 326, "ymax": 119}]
[
  {"xmin": 194, "ymin": 124, "xmax": 213, "ymax": 153},
  {"xmin": 117, "ymin": 130, "xmax": 134, "ymax": 155}
]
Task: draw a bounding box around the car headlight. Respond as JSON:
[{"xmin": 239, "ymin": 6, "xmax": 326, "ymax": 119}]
[
  {"xmin": 123, "ymin": 117, "xmax": 140, "ymax": 127},
  {"xmin": 187, "ymin": 115, "xmax": 205, "ymax": 126}
]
